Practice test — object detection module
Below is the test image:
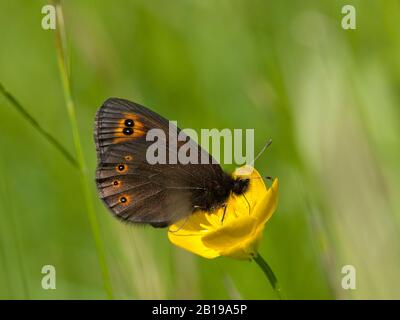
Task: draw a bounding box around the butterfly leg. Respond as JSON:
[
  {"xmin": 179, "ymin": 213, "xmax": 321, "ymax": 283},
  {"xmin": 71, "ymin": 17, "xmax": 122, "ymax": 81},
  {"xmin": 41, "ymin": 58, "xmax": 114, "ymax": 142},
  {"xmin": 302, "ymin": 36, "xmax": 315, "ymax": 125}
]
[
  {"xmin": 221, "ymin": 203, "xmax": 228, "ymax": 224},
  {"xmin": 242, "ymin": 193, "xmax": 251, "ymax": 215}
]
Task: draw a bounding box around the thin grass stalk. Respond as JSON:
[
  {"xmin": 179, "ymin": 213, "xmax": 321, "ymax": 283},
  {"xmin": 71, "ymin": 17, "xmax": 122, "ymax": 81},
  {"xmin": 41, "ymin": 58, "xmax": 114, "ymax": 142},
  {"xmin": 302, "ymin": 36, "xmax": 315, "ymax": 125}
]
[
  {"xmin": 0, "ymin": 162, "xmax": 29, "ymax": 298},
  {"xmin": 0, "ymin": 82, "xmax": 77, "ymax": 168},
  {"xmin": 53, "ymin": 0, "xmax": 113, "ymax": 298}
]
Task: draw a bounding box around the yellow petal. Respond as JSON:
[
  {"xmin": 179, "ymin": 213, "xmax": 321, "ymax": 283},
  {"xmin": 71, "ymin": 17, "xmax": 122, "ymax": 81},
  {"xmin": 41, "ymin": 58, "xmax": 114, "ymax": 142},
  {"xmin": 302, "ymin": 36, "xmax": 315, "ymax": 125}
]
[
  {"xmin": 252, "ymin": 178, "xmax": 279, "ymax": 224},
  {"xmin": 168, "ymin": 211, "xmax": 211, "ymax": 235},
  {"xmin": 202, "ymin": 216, "xmax": 266, "ymax": 260},
  {"xmin": 218, "ymin": 226, "xmax": 265, "ymax": 259},
  {"xmin": 168, "ymin": 231, "xmax": 220, "ymax": 259},
  {"xmin": 202, "ymin": 216, "xmax": 257, "ymax": 251},
  {"xmin": 168, "ymin": 212, "xmax": 220, "ymax": 259}
]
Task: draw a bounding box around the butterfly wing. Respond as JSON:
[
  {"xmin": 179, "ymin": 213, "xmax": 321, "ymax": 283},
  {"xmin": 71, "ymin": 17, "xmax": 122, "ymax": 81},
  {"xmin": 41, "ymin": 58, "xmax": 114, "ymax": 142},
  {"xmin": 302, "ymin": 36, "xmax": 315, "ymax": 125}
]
[{"xmin": 94, "ymin": 98, "xmax": 223, "ymax": 227}]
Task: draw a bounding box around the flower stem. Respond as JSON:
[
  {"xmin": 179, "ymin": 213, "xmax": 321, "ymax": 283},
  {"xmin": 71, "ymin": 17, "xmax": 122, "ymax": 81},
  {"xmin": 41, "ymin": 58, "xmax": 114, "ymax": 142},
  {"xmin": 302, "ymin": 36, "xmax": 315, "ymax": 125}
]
[
  {"xmin": 253, "ymin": 252, "xmax": 283, "ymax": 299},
  {"xmin": 53, "ymin": 0, "xmax": 113, "ymax": 299}
]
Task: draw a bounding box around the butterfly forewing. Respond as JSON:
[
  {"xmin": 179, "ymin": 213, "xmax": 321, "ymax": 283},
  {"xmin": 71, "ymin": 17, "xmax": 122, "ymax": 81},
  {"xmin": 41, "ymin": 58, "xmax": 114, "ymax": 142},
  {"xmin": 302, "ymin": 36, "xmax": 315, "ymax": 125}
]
[{"xmin": 94, "ymin": 98, "xmax": 223, "ymax": 227}]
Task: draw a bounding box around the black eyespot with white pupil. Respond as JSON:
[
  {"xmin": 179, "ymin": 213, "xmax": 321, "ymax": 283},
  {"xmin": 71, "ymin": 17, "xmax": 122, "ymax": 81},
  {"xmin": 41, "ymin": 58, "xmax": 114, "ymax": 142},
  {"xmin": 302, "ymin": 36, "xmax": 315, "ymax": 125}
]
[
  {"xmin": 118, "ymin": 165, "xmax": 125, "ymax": 171},
  {"xmin": 120, "ymin": 197, "xmax": 127, "ymax": 203},
  {"xmin": 125, "ymin": 119, "xmax": 134, "ymax": 127},
  {"xmin": 123, "ymin": 127, "xmax": 133, "ymax": 135}
]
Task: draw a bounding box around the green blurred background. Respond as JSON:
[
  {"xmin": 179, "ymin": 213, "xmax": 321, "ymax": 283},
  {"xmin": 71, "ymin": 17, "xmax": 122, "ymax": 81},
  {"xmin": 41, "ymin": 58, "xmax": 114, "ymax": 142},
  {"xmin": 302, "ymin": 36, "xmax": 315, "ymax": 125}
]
[{"xmin": 1, "ymin": 0, "xmax": 400, "ymax": 299}]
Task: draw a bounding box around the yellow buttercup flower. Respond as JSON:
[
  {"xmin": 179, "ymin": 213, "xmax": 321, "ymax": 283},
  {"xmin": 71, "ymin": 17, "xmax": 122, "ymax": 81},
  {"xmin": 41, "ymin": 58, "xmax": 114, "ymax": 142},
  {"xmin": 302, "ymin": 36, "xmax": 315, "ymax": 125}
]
[{"xmin": 168, "ymin": 165, "xmax": 278, "ymax": 260}]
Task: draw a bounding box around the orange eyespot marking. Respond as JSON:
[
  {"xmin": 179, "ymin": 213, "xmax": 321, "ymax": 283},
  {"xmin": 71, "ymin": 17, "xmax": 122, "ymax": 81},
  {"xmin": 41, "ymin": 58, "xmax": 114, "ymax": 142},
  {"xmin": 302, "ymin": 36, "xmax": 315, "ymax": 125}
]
[
  {"xmin": 113, "ymin": 113, "xmax": 145, "ymax": 143},
  {"xmin": 125, "ymin": 155, "xmax": 133, "ymax": 161},
  {"xmin": 119, "ymin": 195, "xmax": 131, "ymax": 205},
  {"xmin": 112, "ymin": 180, "xmax": 121, "ymax": 187},
  {"xmin": 116, "ymin": 164, "xmax": 128, "ymax": 173}
]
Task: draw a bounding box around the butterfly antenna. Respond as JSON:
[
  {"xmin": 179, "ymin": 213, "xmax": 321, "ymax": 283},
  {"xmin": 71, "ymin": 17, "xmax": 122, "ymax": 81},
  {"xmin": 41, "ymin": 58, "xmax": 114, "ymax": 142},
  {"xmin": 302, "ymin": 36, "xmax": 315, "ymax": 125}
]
[
  {"xmin": 248, "ymin": 138, "xmax": 272, "ymax": 167},
  {"xmin": 168, "ymin": 216, "xmax": 189, "ymax": 233}
]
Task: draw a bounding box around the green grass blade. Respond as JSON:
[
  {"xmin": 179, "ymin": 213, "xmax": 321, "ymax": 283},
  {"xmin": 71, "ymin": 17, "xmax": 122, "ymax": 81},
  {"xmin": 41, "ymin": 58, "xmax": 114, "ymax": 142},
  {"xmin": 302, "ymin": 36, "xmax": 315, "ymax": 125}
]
[
  {"xmin": 0, "ymin": 82, "xmax": 78, "ymax": 168},
  {"xmin": 53, "ymin": 0, "xmax": 113, "ymax": 299},
  {"xmin": 0, "ymin": 161, "xmax": 30, "ymax": 299}
]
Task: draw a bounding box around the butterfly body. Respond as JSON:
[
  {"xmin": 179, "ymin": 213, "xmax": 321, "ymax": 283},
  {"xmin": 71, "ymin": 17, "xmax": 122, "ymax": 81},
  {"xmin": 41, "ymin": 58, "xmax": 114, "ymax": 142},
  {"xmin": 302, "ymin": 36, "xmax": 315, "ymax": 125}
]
[
  {"xmin": 94, "ymin": 98, "xmax": 250, "ymax": 228},
  {"xmin": 191, "ymin": 172, "xmax": 249, "ymax": 212}
]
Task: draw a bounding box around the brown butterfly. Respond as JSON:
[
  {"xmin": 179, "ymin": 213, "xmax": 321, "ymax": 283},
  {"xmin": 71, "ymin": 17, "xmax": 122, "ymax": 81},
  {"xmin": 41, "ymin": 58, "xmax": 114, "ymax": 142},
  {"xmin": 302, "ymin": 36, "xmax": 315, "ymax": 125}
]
[{"xmin": 94, "ymin": 98, "xmax": 250, "ymax": 228}]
